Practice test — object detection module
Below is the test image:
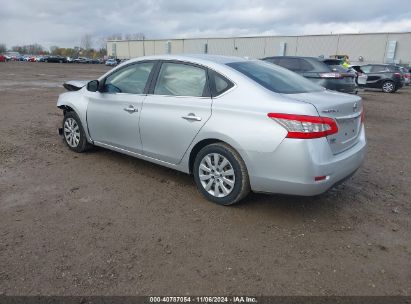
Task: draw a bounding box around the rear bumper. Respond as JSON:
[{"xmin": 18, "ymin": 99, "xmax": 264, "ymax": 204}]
[{"xmin": 247, "ymin": 126, "xmax": 366, "ymax": 196}]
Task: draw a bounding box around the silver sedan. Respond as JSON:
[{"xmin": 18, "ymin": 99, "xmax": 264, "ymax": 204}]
[{"xmin": 57, "ymin": 54, "xmax": 366, "ymax": 205}]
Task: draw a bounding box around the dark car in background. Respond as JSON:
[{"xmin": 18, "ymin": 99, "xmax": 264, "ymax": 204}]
[
  {"xmin": 360, "ymin": 64, "xmax": 404, "ymax": 93},
  {"xmin": 262, "ymin": 56, "xmax": 357, "ymax": 94},
  {"xmin": 44, "ymin": 56, "xmax": 67, "ymax": 63}
]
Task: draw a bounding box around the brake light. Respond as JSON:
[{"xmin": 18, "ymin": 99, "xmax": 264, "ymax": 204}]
[
  {"xmin": 268, "ymin": 113, "xmax": 338, "ymax": 139},
  {"xmin": 319, "ymin": 72, "xmax": 342, "ymax": 79},
  {"xmin": 393, "ymin": 72, "xmax": 402, "ymax": 77}
]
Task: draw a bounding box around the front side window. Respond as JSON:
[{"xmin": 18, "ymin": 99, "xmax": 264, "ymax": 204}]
[
  {"xmin": 154, "ymin": 63, "xmax": 207, "ymax": 97},
  {"xmin": 103, "ymin": 62, "xmax": 155, "ymax": 94},
  {"xmin": 227, "ymin": 60, "xmax": 323, "ymax": 94},
  {"xmin": 360, "ymin": 65, "xmax": 372, "ymax": 73}
]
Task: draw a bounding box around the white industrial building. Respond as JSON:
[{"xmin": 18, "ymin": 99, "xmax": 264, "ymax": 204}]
[{"xmin": 107, "ymin": 32, "xmax": 411, "ymax": 65}]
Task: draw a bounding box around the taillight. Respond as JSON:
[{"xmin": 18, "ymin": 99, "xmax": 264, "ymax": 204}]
[
  {"xmin": 393, "ymin": 72, "xmax": 402, "ymax": 77},
  {"xmin": 319, "ymin": 72, "xmax": 342, "ymax": 79},
  {"xmin": 268, "ymin": 113, "xmax": 338, "ymax": 139}
]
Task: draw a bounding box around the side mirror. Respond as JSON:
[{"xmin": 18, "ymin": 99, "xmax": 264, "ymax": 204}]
[{"xmin": 87, "ymin": 80, "xmax": 99, "ymax": 92}]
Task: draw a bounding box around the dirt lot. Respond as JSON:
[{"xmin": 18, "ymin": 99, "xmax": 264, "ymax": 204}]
[{"xmin": 0, "ymin": 62, "xmax": 410, "ymax": 296}]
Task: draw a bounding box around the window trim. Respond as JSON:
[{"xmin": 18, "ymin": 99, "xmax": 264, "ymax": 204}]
[
  {"xmin": 148, "ymin": 60, "xmax": 211, "ymax": 98},
  {"xmin": 99, "ymin": 60, "xmax": 160, "ymax": 95}
]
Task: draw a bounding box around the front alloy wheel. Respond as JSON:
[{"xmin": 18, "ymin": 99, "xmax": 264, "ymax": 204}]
[
  {"xmin": 62, "ymin": 112, "xmax": 90, "ymax": 152},
  {"xmin": 64, "ymin": 117, "xmax": 80, "ymax": 148}
]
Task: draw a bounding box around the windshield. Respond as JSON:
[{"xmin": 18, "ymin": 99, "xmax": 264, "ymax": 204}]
[{"xmin": 227, "ymin": 60, "xmax": 324, "ymax": 94}]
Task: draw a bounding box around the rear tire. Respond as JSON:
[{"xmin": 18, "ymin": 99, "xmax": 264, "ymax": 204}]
[
  {"xmin": 193, "ymin": 143, "xmax": 250, "ymax": 205},
  {"xmin": 62, "ymin": 112, "xmax": 91, "ymax": 152},
  {"xmin": 382, "ymin": 80, "xmax": 395, "ymax": 93}
]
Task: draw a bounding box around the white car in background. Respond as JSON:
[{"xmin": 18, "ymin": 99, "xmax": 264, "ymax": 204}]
[{"xmin": 105, "ymin": 58, "xmax": 117, "ymax": 66}]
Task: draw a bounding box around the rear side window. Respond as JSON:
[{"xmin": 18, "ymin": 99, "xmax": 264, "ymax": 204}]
[
  {"xmin": 209, "ymin": 70, "xmax": 234, "ymax": 97},
  {"xmin": 388, "ymin": 66, "xmax": 401, "ymax": 72},
  {"xmin": 154, "ymin": 63, "xmax": 207, "ymax": 97},
  {"xmin": 103, "ymin": 62, "xmax": 155, "ymax": 94},
  {"xmin": 227, "ymin": 60, "xmax": 324, "ymax": 94},
  {"xmin": 371, "ymin": 65, "xmax": 389, "ymax": 73},
  {"xmin": 300, "ymin": 59, "xmax": 316, "ymax": 72},
  {"xmin": 263, "ymin": 58, "xmax": 280, "ymax": 65},
  {"xmin": 277, "ymin": 58, "xmax": 300, "ymax": 71}
]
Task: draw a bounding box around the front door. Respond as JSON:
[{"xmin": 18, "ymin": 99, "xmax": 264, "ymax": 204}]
[
  {"xmin": 87, "ymin": 61, "xmax": 156, "ymax": 153},
  {"xmin": 140, "ymin": 61, "xmax": 212, "ymax": 164}
]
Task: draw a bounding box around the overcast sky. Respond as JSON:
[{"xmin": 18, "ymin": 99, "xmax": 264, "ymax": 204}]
[{"xmin": 1, "ymin": 0, "xmax": 411, "ymax": 50}]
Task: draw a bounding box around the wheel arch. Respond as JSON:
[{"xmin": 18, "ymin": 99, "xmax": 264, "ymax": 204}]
[
  {"xmin": 188, "ymin": 137, "xmax": 250, "ymax": 175},
  {"xmin": 57, "ymin": 104, "xmax": 76, "ymax": 115},
  {"xmin": 188, "ymin": 138, "xmax": 223, "ymax": 174},
  {"xmin": 57, "ymin": 95, "xmax": 92, "ymax": 143}
]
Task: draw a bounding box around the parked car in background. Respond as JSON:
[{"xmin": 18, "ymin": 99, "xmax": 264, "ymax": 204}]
[
  {"xmin": 45, "ymin": 55, "xmax": 67, "ymax": 63},
  {"xmin": 0, "ymin": 54, "xmax": 6, "ymax": 62},
  {"xmin": 57, "ymin": 54, "xmax": 366, "ymax": 205},
  {"xmin": 399, "ymin": 67, "xmax": 410, "ymax": 85},
  {"xmin": 360, "ymin": 64, "xmax": 404, "ymax": 93},
  {"xmin": 74, "ymin": 57, "xmax": 91, "ymax": 64},
  {"xmin": 105, "ymin": 58, "xmax": 117, "ymax": 66},
  {"xmin": 262, "ymin": 56, "xmax": 357, "ymax": 94},
  {"xmin": 35, "ymin": 56, "xmax": 45, "ymax": 62},
  {"xmin": 66, "ymin": 57, "xmax": 75, "ymax": 63}
]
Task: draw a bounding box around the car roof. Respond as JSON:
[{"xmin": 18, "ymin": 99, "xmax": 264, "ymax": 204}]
[
  {"xmin": 263, "ymin": 56, "xmax": 322, "ymax": 61},
  {"xmin": 126, "ymin": 54, "xmax": 248, "ymax": 66}
]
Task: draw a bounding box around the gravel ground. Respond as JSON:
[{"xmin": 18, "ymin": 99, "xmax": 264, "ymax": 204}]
[{"xmin": 0, "ymin": 62, "xmax": 410, "ymax": 296}]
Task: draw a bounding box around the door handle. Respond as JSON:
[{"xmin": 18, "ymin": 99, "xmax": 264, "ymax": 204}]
[
  {"xmin": 182, "ymin": 113, "xmax": 202, "ymax": 121},
  {"xmin": 124, "ymin": 105, "xmax": 138, "ymax": 113}
]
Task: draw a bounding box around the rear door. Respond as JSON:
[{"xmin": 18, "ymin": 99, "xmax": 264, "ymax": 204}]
[
  {"xmin": 364, "ymin": 65, "xmax": 389, "ymax": 88},
  {"xmin": 139, "ymin": 61, "xmax": 212, "ymax": 164},
  {"xmin": 86, "ymin": 61, "xmax": 156, "ymax": 153}
]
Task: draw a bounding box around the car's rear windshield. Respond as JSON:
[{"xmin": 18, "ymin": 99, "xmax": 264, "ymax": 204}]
[{"xmin": 227, "ymin": 60, "xmax": 324, "ymax": 94}]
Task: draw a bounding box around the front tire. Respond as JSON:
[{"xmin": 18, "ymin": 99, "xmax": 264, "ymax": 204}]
[
  {"xmin": 62, "ymin": 112, "xmax": 90, "ymax": 152},
  {"xmin": 382, "ymin": 80, "xmax": 395, "ymax": 93},
  {"xmin": 193, "ymin": 143, "xmax": 250, "ymax": 205}
]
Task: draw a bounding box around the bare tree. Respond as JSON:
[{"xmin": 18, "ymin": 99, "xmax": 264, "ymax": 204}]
[
  {"xmin": 0, "ymin": 43, "xmax": 6, "ymax": 53},
  {"xmin": 124, "ymin": 33, "xmax": 146, "ymax": 40},
  {"xmin": 105, "ymin": 33, "xmax": 123, "ymax": 41},
  {"xmin": 80, "ymin": 34, "xmax": 93, "ymax": 56},
  {"xmin": 49, "ymin": 46, "xmax": 58, "ymax": 54}
]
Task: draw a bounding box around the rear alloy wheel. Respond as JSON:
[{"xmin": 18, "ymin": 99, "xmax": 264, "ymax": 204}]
[
  {"xmin": 382, "ymin": 81, "xmax": 395, "ymax": 93},
  {"xmin": 62, "ymin": 112, "xmax": 90, "ymax": 152},
  {"xmin": 193, "ymin": 143, "xmax": 250, "ymax": 205}
]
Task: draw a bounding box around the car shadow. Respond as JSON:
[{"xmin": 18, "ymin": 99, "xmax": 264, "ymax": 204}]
[{"xmin": 89, "ymin": 145, "xmax": 357, "ymax": 217}]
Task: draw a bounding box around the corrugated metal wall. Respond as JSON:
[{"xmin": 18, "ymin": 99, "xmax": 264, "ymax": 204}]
[{"xmin": 107, "ymin": 32, "xmax": 411, "ymax": 64}]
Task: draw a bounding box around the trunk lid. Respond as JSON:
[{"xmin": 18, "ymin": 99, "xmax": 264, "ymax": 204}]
[{"xmin": 284, "ymin": 90, "xmax": 363, "ymax": 154}]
